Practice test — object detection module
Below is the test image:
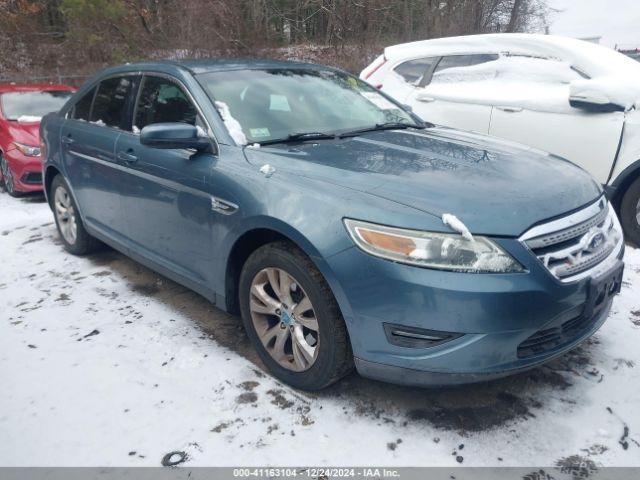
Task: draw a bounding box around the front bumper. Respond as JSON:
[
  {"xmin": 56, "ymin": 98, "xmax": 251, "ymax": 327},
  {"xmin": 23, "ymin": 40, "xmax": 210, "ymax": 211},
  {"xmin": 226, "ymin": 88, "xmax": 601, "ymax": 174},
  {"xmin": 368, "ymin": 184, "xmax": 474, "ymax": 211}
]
[
  {"xmin": 3, "ymin": 149, "xmax": 43, "ymax": 192},
  {"xmin": 326, "ymin": 236, "xmax": 624, "ymax": 387}
]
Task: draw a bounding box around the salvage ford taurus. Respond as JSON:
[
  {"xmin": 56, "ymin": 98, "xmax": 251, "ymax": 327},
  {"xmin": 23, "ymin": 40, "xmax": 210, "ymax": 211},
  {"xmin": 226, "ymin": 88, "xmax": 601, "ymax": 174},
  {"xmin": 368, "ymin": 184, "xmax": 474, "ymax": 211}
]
[{"xmin": 40, "ymin": 60, "xmax": 625, "ymax": 390}]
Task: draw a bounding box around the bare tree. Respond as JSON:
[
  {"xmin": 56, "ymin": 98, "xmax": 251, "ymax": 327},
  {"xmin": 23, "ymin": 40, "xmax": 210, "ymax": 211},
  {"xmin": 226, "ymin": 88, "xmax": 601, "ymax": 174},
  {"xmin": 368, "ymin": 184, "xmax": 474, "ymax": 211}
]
[{"xmin": 0, "ymin": 0, "xmax": 548, "ymax": 82}]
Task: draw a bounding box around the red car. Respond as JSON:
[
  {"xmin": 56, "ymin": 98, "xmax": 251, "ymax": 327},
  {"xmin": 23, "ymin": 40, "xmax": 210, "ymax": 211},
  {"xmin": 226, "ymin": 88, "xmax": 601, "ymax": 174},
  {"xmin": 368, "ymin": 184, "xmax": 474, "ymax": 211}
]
[{"xmin": 0, "ymin": 83, "xmax": 75, "ymax": 196}]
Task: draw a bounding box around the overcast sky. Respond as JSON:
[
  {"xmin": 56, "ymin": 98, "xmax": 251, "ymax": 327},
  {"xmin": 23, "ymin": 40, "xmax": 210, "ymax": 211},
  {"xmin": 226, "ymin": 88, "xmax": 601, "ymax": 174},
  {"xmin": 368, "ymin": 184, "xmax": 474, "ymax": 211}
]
[{"xmin": 545, "ymin": 0, "xmax": 640, "ymax": 49}]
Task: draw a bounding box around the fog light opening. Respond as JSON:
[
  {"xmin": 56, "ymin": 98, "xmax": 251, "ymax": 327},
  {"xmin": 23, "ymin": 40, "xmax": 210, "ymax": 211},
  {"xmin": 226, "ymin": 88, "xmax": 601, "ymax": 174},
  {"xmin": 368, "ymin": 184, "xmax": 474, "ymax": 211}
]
[{"xmin": 383, "ymin": 323, "xmax": 463, "ymax": 349}]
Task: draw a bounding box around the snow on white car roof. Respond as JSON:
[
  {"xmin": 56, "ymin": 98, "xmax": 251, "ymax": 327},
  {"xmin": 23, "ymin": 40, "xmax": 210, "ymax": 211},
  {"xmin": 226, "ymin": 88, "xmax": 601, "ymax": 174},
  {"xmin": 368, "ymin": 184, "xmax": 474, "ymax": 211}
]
[{"xmin": 384, "ymin": 33, "xmax": 640, "ymax": 78}]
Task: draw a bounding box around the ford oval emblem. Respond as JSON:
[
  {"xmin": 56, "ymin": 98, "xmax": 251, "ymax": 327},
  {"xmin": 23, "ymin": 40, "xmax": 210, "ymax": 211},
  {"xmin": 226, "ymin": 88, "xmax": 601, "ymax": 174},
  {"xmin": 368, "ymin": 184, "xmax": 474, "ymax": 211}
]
[{"xmin": 589, "ymin": 232, "xmax": 605, "ymax": 250}]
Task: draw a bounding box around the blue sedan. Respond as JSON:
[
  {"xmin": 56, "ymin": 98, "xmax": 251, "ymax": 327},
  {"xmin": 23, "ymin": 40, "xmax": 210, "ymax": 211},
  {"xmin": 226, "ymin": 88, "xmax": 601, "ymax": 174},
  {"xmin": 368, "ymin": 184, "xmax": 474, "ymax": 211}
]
[{"xmin": 40, "ymin": 59, "xmax": 625, "ymax": 390}]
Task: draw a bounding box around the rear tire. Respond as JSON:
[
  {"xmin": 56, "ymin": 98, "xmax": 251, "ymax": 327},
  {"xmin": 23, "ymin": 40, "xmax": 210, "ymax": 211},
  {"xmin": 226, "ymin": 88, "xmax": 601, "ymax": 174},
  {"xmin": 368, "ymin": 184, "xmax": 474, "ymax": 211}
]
[
  {"xmin": 620, "ymin": 176, "xmax": 640, "ymax": 247},
  {"xmin": 239, "ymin": 241, "xmax": 353, "ymax": 390},
  {"xmin": 51, "ymin": 175, "xmax": 102, "ymax": 255}
]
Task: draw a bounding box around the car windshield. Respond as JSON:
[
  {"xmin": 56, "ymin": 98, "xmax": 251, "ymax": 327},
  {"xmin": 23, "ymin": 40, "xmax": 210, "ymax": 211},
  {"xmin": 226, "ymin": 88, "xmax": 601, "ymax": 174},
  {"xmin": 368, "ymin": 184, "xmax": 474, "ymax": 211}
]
[
  {"xmin": 197, "ymin": 68, "xmax": 420, "ymax": 144},
  {"xmin": 1, "ymin": 90, "xmax": 74, "ymax": 120}
]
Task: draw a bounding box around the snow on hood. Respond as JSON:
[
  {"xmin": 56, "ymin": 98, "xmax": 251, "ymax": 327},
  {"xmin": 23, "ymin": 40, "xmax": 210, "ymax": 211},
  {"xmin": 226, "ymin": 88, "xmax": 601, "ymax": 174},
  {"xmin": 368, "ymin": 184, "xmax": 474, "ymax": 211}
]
[
  {"xmin": 17, "ymin": 115, "xmax": 42, "ymax": 123},
  {"xmin": 442, "ymin": 214, "xmax": 473, "ymax": 241},
  {"xmin": 214, "ymin": 101, "xmax": 247, "ymax": 145}
]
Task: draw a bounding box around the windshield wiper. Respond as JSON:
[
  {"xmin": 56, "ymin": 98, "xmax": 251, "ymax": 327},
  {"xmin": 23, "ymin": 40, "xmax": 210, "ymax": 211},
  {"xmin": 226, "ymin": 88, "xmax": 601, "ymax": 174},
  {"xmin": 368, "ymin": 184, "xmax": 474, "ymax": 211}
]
[
  {"xmin": 256, "ymin": 132, "xmax": 337, "ymax": 146},
  {"xmin": 338, "ymin": 121, "xmax": 425, "ymax": 138}
]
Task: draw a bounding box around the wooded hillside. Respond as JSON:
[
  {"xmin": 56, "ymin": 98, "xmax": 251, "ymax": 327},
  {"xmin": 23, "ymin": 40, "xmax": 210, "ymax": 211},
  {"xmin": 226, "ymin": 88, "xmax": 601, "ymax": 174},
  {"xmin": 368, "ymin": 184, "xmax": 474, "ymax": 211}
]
[{"xmin": 0, "ymin": 0, "xmax": 547, "ymax": 83}]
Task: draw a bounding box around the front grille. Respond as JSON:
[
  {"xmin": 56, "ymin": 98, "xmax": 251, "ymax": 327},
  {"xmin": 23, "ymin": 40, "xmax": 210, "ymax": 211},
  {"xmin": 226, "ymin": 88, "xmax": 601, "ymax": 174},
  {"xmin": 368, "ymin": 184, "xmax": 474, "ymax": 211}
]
[
  {"xmin": 525, "ymin": 206, "xmax": 608, "ymax": 249},
  {"xmin": 517, "ymin": 307, "xmax": 598, "ymax": 358},
  {"xmin": 21, "ymin": 172, "xmax": 42, "ymax": 185},
  {"xmin": 521, "ymin": 198, "xmax": 623, "ymax": 282}
]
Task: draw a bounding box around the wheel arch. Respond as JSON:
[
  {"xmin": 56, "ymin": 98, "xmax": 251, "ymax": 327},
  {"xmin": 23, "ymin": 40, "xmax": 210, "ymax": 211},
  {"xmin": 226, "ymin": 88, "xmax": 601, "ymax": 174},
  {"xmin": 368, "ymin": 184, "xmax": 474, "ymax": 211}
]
[
  {"xmin": 43, "ymin": 166, "xmax": 87, "ymax": 226},
  {"xmin": 610, "ymin": 159, "xmax": 640, "ymax": 210},
  {"xmin": 223, "ymin": 220, "xmax": 353, "ymax": 328},
  {"xmin": 44, "ymin": 165, "xmax": 62, "ymax": 208}
]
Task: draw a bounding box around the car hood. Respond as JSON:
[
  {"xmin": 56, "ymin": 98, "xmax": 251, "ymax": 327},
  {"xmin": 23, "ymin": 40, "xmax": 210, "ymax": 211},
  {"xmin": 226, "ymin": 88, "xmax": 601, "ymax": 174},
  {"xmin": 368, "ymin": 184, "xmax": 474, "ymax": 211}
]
[
  {"xmin": 243, "ymin": 127, "xmax": 602, "ymax": 236},
  {"xmin": 5, "ymin": 120, "xmax": 40, "ymax": 146}
]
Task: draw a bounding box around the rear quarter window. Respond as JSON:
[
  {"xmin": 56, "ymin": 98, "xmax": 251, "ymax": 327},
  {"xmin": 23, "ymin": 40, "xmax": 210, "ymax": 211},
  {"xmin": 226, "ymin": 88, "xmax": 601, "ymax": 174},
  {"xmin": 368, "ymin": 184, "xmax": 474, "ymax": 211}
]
[
  {"xmin": 71, "ymin": 87, "xmax": 96, "ymax": 121},
  {"xmin": 393, "ymin": 58, "xmax": 437, "ymax": 85}
]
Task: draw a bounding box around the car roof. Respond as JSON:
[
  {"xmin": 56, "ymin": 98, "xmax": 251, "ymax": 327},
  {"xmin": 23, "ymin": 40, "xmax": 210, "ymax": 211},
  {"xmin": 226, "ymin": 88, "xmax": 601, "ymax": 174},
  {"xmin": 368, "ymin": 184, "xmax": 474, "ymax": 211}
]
[
  {"xmin": 384, "ymin": 33, "xmax": 587, "ymax": 58},
  {"xmin": 383, "ymin": 33, "xmax": 640, "ymax": 78},
  {"xmin": 109, "ymin": 58, "xmax": 334, "ymax": 75},
  {"xmin": 0, "ymin": 83, "xmax": 76, "ymax": 94}
]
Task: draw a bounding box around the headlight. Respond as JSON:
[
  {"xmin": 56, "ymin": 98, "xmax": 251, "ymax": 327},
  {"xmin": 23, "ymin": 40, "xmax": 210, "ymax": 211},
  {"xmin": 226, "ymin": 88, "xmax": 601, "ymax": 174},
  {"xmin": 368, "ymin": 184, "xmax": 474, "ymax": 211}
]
[
  {"xmin": 12, "ymin": 142, "xmax": 41, "ymax": 157},
  {"xmin": 344, "ymin": 219, "xmax": 525, "ymax": 273}
]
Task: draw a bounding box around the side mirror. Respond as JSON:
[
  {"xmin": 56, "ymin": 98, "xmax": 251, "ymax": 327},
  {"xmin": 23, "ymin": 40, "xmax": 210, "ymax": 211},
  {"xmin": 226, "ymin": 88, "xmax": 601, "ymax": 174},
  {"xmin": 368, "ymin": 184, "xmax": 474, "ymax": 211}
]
[
  {"xmin": 569, "ymin": 94, "xmax": 626, "ymax": 113},
  {"xmin": 140, "ymin": 123, "xmax": 213, "ymax": 152},
  {"xmin": 569, "ymin": 79, "xmax": 628, "ymax": 113}
]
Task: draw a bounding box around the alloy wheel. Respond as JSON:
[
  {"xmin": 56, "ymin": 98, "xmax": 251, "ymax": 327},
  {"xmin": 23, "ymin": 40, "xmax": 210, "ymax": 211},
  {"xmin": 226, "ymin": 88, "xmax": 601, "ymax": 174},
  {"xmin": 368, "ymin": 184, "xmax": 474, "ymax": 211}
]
[
  {"xmin": 636, "ymin": 197, "xmax": 640, "ymax": 227},
  {"xmin": 54, "ymin": 186, "xmax": 78, "ymax": 245},
  {"xmin": 249, "ymin": 267, "xmax": 320, "ymax": 372}
]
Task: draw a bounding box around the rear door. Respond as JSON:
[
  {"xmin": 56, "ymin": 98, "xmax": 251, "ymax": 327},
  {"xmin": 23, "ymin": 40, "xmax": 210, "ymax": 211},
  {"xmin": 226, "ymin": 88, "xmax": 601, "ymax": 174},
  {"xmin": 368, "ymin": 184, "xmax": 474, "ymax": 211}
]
[
  {"xmin": 404, "ymin": 54, "xmax": 499, "ymax": 134},
  {"xmin": 487, "ymin": 56, "xmax": 624, "ymax": 183},
  {"xmin": 61, "ymin": 75, "xmax": 135, "ymax": 239},
  {"xmin": 114, "ymin": 74, "xmax": 216, "ymax": 286}
]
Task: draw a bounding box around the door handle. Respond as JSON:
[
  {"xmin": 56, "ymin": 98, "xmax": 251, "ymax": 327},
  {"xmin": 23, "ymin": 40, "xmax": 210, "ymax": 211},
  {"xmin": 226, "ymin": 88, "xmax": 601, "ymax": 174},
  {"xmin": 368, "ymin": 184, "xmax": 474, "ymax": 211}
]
[
  {"xmin": 496, "ymin": 106, "xmax": 523, "ymax": 113},
  {"xmin": 61, "ymin": 135, "xmax": 74, "ymax": 145},
  {"xmin": 117, "ymin": 151, "xmax": 138, "ymax": 163},
  {"xmin": 416, "ymin": 94, "xmax": 436, "ymax": 103}
]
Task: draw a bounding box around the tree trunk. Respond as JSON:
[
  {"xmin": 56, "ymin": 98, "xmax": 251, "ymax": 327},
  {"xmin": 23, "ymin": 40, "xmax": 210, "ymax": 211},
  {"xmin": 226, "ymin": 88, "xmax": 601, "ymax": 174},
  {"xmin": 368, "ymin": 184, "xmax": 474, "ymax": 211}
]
[{"xmin": 506, "ymin": 0, "xmax": 523, "ymax": 32}]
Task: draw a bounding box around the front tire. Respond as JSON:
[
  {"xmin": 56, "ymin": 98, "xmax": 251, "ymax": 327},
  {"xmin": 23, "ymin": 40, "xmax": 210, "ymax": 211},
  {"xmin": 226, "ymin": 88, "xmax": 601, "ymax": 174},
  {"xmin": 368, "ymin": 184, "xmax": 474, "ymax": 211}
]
[
  {"xmin": 239, "ymin": 241, "xmax": 353, "ymax": 390},
  {"xmin": 51, "ymin": 175, "xmax": 101, "ymax": 255},
  {"xmin": 0, "ymin": 154, "xmax": 21, "ymax": 197},
  {"xmin": 620, "ymin": 176, "xmax": 640, "ymax": 247}
]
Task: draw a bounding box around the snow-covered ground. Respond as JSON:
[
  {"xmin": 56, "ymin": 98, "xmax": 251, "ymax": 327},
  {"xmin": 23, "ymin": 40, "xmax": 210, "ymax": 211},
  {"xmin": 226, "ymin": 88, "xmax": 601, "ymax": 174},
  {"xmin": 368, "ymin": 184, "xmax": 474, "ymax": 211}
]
[{"xmin": 1, "ymin": 192, "xmax": 639, "ymax": 469}]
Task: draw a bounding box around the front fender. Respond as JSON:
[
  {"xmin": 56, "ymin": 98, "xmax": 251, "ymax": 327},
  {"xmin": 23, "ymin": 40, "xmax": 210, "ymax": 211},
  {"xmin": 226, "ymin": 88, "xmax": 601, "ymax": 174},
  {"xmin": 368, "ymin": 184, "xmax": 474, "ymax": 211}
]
[
  {"xmin": 211, "ymin": 150, "xmax": 441, "ymax": 325},
  {"xmin": 219, "ymin": 215, "xmax": 357, "ymax": 326}
]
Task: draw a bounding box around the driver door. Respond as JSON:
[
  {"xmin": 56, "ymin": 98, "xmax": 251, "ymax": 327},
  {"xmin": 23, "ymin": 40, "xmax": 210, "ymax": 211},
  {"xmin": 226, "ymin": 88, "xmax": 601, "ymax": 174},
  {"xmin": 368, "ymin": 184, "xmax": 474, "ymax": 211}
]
[{"xmin": 115, "ymin": 74, "xmax": 216, "ymax": 286}]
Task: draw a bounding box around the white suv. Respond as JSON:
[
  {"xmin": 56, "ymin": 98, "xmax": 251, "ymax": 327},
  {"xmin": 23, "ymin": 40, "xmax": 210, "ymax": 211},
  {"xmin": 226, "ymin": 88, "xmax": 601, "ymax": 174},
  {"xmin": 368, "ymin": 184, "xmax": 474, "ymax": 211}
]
[{"xmin": 362, "ymin": 33, "xmax": 640, "ymax": 245}]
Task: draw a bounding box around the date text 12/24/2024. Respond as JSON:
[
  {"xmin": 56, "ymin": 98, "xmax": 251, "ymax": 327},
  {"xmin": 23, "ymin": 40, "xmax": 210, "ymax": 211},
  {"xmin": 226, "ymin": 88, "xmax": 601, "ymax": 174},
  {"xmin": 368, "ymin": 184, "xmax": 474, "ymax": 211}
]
[{"xmin": 233, "ymin": 468, "xmax": 400, "ymax": 477}]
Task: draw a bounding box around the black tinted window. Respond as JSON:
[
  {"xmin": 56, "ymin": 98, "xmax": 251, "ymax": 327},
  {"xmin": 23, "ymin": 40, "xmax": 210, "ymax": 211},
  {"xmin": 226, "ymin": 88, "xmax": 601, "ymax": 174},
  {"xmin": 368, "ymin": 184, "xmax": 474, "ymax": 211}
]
[
  {"xmin": 135, "ymin": 76, "xmax": 197, "ymax": 129},
  {"xmin": 72, "ymin": 87, "xmax": 96, "ymax": 121},
  {"xmin": 394, "ymin": 58, "xmax": 437, "ymax": 85},
  {"xmin": 90, "ymin": 76, "xmax": 134, "ymax": 128}
]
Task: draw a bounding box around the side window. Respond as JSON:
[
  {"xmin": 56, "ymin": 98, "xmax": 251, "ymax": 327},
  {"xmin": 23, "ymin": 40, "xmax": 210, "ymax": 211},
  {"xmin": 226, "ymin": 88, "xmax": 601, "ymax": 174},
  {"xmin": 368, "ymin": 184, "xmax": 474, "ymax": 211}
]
[
  {"xmin": 393, "ymin": 57, "xmax": 437, "ymax": 85},
  {"xmin": 135, "ymin": 76, "xmax": 198, "ymax": 130},
  {"xmin": 90, "ymin": 76, "xmax": 135, "ymax": 129},
  {"xmin": 429, "ymin": 54, "xmax": 499, "ymax": 85},
  {"xmin": 71, "ymin": 87, "xmax": 96, "ymax": 121},
  {"xmin": 501, "ymin": 55, "xmax": 585, "ymax": 84}
]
